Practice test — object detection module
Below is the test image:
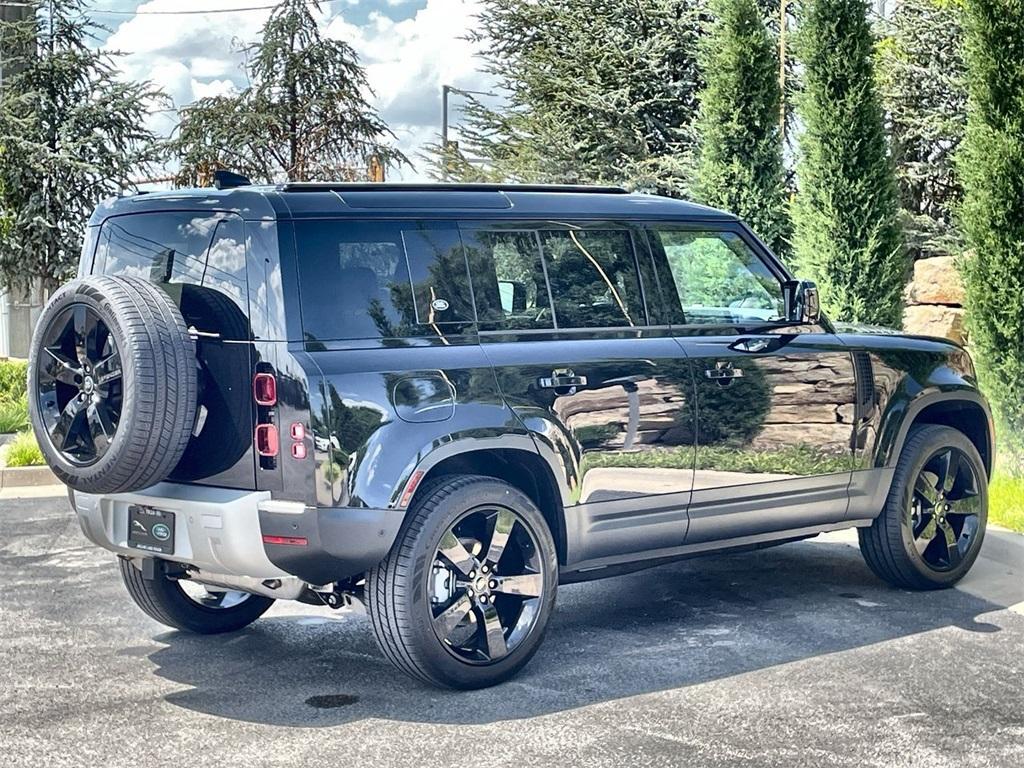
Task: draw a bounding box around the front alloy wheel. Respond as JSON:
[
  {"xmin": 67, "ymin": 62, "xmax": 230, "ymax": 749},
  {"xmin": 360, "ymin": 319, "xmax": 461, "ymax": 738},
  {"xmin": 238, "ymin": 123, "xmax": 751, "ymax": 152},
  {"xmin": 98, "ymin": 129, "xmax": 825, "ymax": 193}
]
[
  {"xmin": 859, "ymin": 424, "xmax": 988, "ymax": 590},
  {"xmin": 906, "ymin": 446, "xmax": 983, "ymax": 572}
]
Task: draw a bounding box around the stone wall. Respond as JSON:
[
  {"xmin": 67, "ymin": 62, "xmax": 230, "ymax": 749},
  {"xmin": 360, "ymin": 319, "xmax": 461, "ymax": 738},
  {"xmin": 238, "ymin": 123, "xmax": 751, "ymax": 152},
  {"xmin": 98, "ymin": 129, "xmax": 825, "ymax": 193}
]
[{"xmin": 902, "ymin": 255, "xmax": 966, "ymax": 345}]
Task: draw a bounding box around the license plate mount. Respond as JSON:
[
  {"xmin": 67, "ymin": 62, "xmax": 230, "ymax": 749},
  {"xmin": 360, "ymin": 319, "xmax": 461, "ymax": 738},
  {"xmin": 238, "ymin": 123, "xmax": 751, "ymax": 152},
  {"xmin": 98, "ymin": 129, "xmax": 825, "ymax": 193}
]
[{"xmin": 127, "ymin": 505, "xmax": 175, "ymax": 555}]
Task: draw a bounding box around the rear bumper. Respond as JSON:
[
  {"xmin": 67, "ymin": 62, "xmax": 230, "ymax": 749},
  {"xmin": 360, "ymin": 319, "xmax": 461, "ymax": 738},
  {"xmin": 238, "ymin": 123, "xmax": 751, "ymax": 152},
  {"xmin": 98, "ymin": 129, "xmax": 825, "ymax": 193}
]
[{"xmin": 74, "ymin": 482, "xmax": 404, "ymax": 586}]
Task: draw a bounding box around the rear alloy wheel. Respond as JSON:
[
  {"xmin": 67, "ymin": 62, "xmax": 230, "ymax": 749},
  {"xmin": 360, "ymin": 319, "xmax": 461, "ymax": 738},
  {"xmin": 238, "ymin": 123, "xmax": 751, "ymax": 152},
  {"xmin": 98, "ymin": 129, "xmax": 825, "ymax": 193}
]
[
  {"xmin": 859, "ymin": 425, "xmax": 988, "ymax": 589},
  {"xmin": 367, "ymin": 475, "xmax": 558, "ymax": 689},
  {"xmin": 429, "ymin": 506, "xmax": 546, "ymax": 665}
]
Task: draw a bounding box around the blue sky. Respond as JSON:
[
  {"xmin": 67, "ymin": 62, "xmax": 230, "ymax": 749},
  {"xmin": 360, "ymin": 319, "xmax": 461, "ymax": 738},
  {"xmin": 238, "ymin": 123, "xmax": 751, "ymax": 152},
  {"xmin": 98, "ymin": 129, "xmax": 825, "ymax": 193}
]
[{"xmin": 90, "ymin": 0, "xmax": 492, "ymax": 181}]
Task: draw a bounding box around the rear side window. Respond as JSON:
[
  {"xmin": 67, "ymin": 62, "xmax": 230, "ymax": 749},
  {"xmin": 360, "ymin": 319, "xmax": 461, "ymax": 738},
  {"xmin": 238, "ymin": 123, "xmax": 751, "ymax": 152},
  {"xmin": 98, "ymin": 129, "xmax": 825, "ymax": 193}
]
[
  {"xmin": 294, "ymin": 220, "xmax": 473, "ymax": 342},
  {"xmin": 466, "ymin": 225, "xmax": 645, "ymax": 330}
]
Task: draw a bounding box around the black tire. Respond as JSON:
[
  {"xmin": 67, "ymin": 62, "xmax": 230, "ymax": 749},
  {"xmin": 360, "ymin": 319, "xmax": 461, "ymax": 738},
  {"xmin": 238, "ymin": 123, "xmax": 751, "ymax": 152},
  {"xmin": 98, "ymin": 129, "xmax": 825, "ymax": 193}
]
[
  {"xmin": 28, "ymin": 276, "xmax": 198, "ymax": 494},
  {"xmin": 858, "ymin": 425, "xmax": 988, "ymax": 590},
  {"xmin": 367, "ymin": 475, "xmax": 558, "ymax": 689},
  {"xmin": 118, "ymin": 557, "xmax": 274, "ymax": 634}
]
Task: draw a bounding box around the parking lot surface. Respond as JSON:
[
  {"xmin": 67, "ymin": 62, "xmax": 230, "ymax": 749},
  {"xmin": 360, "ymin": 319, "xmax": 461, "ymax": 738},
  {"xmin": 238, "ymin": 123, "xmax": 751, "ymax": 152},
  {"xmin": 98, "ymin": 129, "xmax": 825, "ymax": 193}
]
[{"xmin": 1, "ymin": 491, "xmax": 1022, "ymax": 767}]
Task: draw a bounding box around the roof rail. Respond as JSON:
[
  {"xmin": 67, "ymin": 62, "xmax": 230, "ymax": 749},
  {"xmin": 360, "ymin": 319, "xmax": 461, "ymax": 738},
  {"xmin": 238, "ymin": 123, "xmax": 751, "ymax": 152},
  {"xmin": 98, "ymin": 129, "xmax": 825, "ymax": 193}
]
[{"xmin": 278, "ymin": 182, "xmax": 629, "ymax": 194}]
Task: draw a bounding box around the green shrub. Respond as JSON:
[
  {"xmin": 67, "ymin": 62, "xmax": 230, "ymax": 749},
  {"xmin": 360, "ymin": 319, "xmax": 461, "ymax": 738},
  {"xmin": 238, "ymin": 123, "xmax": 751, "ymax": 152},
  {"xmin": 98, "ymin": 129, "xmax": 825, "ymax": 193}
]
[
  {"xmin": 6, "ymin": 430, "xmax": 44, "ymax": 467},
  {"xmin": 0, "ymin": 359, "xmax": 27, "ymax": 402},
  {"xmin": 791, "ymin": 0, "xmax": 906, "ymax": 326},
  {"xmin": 0, "ymin": 393, "xmax": 28, "ymax": 433},
  {"xmin": 959, "ymin": 0, "xmax": 1024, "ymax": 473},
  {"xmin": 693, "ymin": 0, "xmax": 789, "ymax": 255}
]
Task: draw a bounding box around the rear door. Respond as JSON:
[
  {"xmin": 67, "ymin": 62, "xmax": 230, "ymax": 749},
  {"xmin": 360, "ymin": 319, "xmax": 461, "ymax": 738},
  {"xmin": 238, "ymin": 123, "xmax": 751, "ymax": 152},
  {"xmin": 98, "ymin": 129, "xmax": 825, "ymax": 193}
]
[
  {"xmin": 644, "ymin": 224, "xmax": 856, "ymax": 542},
  {"xmin": 463, "ymin": 221, "xmax": 696, "ymax": 568},
  {"xmin": 91, "ymin": 212, "xmax": 257, "ymax": 489}
]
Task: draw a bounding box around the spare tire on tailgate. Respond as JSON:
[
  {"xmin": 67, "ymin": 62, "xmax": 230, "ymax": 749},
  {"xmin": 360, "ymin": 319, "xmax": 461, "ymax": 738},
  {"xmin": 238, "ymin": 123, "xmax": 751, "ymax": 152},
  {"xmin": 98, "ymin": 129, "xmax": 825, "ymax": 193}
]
[{"xmin": 28, "ymin": 276, "xmax": 198, "ymax": 494}]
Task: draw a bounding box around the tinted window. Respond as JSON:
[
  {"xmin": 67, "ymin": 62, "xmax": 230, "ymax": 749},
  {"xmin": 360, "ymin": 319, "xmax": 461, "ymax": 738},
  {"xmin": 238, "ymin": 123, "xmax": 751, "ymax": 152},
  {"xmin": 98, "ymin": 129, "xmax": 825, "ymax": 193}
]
[
  {"xmin": 94, "ymin": 212, "xmax": 249, "ymax": 316},
  {"xmin": 539, "ymin": 229, "xmax": 643, "ymax": 328},
  {"xmin": 465, "ymin": 230, "xmax": 553, "ymax": 331},
  {"xmin": 95, "ymin": 212, "xmax": 216, "ymax": 285},
  {"xmin": 467, "ymin": 226, "xmax": 644, "ymax": 330},
  {"xmin": 294, "ymin": 221, "xmax": 472, "ymax": 341},
  {"xmin": 647, "ymin": 229, "xmax": 784, "ymax": 325}
]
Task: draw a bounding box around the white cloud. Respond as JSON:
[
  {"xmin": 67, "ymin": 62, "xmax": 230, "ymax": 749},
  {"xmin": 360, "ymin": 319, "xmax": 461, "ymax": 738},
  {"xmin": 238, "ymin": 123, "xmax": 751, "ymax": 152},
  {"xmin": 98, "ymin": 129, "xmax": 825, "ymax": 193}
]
[
  {"xmin": 103, "ymin": 0, "xmax": 493, "ymax": 182},
  {"xmin": 326, "ymin": 0, "xmax": 492, "ymax": 178}
]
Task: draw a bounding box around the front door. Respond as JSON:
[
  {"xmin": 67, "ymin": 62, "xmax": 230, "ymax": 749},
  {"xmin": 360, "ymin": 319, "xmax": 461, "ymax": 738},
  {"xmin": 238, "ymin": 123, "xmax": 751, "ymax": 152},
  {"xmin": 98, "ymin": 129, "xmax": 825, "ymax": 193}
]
[
  {"xmin": 644, "ymin": 224, "xmax": 856, "ymax": 543},
  {"xmin": 461, "ymin": 221, "xmax": 695, "ymax": 567}
]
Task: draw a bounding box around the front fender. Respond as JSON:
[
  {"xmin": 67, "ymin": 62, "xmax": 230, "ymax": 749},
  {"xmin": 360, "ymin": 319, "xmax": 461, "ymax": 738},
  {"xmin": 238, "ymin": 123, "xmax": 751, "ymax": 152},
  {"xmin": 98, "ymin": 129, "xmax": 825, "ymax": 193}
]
[{"xmin": 856, "ymin": 337, "xmax": 993, "ymax": 470}]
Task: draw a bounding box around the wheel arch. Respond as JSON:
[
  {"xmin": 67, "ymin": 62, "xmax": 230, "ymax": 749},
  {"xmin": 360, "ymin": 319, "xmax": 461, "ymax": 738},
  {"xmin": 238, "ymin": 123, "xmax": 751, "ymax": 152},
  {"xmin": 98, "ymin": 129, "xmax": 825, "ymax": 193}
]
[
  {"xmin": 405, "ymin": 445, "xmax": 569, "ymax": 566},
  {"xmin": 884, "ymin": 390, "xmax": 994, "ymax": 478}
]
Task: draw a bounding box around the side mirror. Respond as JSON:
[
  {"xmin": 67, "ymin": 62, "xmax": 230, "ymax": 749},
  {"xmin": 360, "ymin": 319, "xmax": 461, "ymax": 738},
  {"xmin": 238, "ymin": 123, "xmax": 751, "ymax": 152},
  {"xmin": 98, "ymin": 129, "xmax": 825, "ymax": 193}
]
[{"xmin": 783, "ymin": 280, "xmax": 821, "ymax": 324}]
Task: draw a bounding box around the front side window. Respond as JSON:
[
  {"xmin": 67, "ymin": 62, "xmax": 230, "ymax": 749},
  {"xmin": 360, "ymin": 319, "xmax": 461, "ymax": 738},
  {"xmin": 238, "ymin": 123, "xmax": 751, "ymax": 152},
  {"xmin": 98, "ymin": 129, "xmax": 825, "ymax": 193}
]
[
  {"xmin": 647, "ymin": 228, "xmax": 784, "ymax": 325},
  {"xmin": 294, "ymin": 220, "xmax": 472, "ymax": 342}
]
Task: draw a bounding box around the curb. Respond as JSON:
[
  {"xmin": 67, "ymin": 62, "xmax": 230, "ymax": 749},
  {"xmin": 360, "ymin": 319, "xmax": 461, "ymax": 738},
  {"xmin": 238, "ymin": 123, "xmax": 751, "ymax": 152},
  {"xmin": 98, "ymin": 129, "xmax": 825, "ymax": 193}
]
[{"xmin": 0, "ymin": 465, "xmax": 61, "ymax": 488}]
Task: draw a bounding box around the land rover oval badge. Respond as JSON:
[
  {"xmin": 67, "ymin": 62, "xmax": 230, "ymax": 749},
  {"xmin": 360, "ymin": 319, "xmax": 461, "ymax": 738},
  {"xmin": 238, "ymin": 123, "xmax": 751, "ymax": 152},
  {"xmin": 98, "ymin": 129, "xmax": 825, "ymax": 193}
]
[{"xmin": 431, "ymin": 298, "xmax": 450, "ymax": 312}]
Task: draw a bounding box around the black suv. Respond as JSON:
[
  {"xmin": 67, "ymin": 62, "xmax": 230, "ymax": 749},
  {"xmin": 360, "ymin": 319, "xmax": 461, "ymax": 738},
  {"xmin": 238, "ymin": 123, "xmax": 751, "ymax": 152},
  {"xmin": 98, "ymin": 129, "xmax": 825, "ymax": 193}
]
[{"xmin": 28, "ymin": 182, "xmax": 993, "ymax": 689}]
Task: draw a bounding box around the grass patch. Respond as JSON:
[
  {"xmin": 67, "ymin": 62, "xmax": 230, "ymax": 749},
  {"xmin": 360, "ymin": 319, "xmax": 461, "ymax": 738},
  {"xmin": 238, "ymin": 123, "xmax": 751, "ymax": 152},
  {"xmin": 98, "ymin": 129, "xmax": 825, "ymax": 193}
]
[
  {"xmin": 989, "ymin": 473, "xmax": 1024, "ymax": 533},
  {"xmin": 5, "ymin": 430, "xmax": 44, "ymax": 467},
  {"xmin": 0, "ymin": 393, "xmax": 29, "ymax": 433}
]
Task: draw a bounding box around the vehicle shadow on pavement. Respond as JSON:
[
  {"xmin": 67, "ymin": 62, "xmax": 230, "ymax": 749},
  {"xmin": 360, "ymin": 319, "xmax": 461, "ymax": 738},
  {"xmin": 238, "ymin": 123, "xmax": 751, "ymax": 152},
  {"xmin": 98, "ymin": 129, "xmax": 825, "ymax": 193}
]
[{"xmin": 147, "ymin": 533, "xmax": 1023, "ymax": 727}]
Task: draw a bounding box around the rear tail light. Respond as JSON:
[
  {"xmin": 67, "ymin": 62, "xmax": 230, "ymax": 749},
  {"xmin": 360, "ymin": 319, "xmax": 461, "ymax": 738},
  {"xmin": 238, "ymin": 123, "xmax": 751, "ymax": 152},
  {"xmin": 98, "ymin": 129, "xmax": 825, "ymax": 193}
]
[
  {"xmin": 290, "ymin": 422, "xmax": 305, "ymax": 441},
  {"xmin": 255, "ymin": 424, "xmax": 279, "ymax": 457},
  {"xmin": 253, "ymin": 372, "xmax": 277, "ymax": 406},
  {"xmin": 290, "ymin": 442, "xmax": 307, "ymax": 459}
]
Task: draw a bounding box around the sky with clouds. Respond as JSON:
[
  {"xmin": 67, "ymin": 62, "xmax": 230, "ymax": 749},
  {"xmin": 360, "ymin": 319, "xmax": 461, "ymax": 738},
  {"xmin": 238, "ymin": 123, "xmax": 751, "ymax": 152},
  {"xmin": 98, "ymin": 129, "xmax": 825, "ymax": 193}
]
[{"xmin": 91, "ymin": 0, "xmax": 494, "ymax": 182}]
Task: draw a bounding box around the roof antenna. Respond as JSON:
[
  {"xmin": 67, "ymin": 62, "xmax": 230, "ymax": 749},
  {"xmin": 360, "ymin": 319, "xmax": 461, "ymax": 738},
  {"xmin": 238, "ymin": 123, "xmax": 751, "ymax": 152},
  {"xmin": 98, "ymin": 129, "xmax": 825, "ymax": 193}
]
[{"xmin": 213, "ymin": 170, "xmax": 251, "ymax": 190}]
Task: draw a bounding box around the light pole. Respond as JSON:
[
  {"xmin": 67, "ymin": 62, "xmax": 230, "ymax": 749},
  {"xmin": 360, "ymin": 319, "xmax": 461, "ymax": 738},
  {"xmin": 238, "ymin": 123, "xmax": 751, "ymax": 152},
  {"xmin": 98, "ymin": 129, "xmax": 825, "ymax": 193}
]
[{"xmin": 441, "ymin": 84, "xmax": 489, "ymax": 179}]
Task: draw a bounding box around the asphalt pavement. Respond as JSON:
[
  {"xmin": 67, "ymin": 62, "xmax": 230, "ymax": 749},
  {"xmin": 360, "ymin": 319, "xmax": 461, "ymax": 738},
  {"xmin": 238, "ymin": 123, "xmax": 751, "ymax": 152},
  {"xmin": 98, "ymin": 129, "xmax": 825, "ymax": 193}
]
[{"xmin": 1, "ymin": 489, "xmax": 1022, "ymax": 767}]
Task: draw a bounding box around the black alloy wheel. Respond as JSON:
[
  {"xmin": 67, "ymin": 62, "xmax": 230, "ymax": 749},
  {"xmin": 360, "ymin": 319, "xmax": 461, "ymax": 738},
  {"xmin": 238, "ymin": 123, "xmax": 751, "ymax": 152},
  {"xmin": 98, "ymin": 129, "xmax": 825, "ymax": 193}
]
[
  {"xmin": 906, "ymin": 446, "xmax": 983, "ymax": 572},
  {"xmin": 859, "ymin": 424, "xmax": 988, "ymax": 590},
  {"xmin": 35, "ymin": 304, "xmax": 123, "ymax": 466},
  {"xmin": 366, "ymin": 475, "xmax": 558, "ymax": 688},
  {"xmin": 429, "ymin": 505, "xmax": 546, "ymax": 664}
]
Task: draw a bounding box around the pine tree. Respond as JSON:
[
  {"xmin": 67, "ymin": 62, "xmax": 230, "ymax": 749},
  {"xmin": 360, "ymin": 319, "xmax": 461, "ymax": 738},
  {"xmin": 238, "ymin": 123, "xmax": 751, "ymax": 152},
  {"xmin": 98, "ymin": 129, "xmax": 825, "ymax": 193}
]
[
  {"xmin": 877, "ymin": 0, "xmax": 968, "ymax": 259},
  {"xmin": 959, "ymin": 0, "xmax": 1024, "ymax": 472},
  {"xmin": 172, "ymin": 0, "xmax": 403, "ymax": 184},
  {"xmin": 791, "ymin": 0, "xmax": 905, "ymax": 326},
  {"xmin": 423, "ymin": 0, "xmax": 705, "ymax": 196},
  {"xmin": 0, "ymin": 0, "xmax": 164, "ymax": 293},
  {"xmin": 694, "ymin": 0, "xmax": 789, "ymax": 255}
]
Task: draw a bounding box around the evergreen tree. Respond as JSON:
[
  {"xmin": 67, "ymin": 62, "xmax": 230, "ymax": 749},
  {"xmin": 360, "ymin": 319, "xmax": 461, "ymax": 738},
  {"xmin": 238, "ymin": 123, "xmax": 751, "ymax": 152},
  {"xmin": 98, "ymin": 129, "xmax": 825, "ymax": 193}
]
[
  {"xmin": 877, "ymin": 0, "xmax": 968, "ymax": 259},
  {"xmin": 423, "ymin": 0, "xmax": 705, "ymax": 196},
  {"xmin": 0, "ymin": 0, "xmax": 164, "ymax": 293},
  {"xmin": 959, "ymin": 0, "xmax": 1024, "ymax": 472},
  {"xmin": 172, "ymin": 0, "xmax": 403, "ymax": 184},
  {"xmin": 791, "ymin": 0, "xmax": 905, "ymax": 326},
  {"xmin": 694, "ymin": 0, "xmax": 789, "ymax": 255}
]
